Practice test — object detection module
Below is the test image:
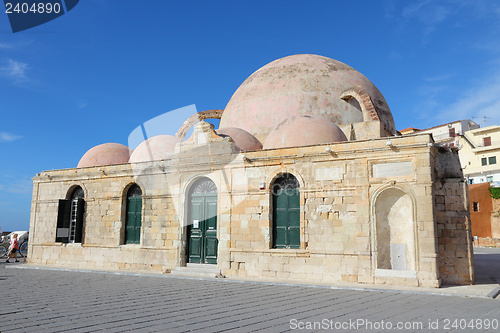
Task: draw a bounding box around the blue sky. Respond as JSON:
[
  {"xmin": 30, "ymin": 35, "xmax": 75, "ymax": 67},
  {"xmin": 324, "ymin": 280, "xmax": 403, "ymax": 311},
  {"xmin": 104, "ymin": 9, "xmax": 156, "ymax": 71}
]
[{"xmin": 1, "ymin": 0, "xmax": 500, "ymax": 231}]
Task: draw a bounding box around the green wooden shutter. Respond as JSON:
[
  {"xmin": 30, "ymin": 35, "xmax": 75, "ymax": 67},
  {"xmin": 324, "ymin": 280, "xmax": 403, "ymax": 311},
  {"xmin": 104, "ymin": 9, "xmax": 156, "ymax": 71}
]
[
  {"xmin": 74, "ymin": 198, "xmax": 85, "ymax": 243},
  {"xmin": 126, "ymin": 197, "xmax": 142, "ymax": 244},
  {"xmin": 133, "ymin": 197, "xmax": 142, "ymax": 242},
  {"xmin": 273, "ymin": 188, "xmax": 288, "ymax": 248},
  {"xmin": 272, "ymin": 177, "xmax": 300, "ymax": 249},
  {"xmin": 125, "ymin": 198, "xmax": 134, "ymax": 243},
  {"xmin": 56, "ymin": 199, "xmax": 71, "ymax": 243},
  {"xmin": 287, "ymin": 189, "xmax": 300, "ymax": 249}
]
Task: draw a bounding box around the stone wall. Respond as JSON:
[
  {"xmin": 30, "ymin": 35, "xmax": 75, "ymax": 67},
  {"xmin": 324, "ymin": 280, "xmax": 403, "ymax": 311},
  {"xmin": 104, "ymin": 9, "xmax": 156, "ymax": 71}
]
[
  {"xmin": 28, "ymin": 163, "xmax": 179, "ymax": 273},
  {"xmin": 28, "ymin": 133, "xmax": 474, "ymax": 287},
  {"xmin": 433, "ymin": 149, "xmax": 474, "ymax": 285},
  {"xmin": 474, "ymin": 237, "xmax": 500, "ymax": 247},
  {"xmin": 492, "ymin": 197, "xmax": 500, "ymax": 238}
]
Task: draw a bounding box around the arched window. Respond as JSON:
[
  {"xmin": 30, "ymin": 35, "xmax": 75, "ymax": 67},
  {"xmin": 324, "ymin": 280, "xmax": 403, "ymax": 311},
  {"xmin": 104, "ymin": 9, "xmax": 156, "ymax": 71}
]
[
  {"xmin": 272, "ymin": 173, "xmax": 300, "ymax": 249},
  {"xmin": 125, "ymin": 184, "xmax": 142, "ymax": 244},
  {"xmin": 56, "ymin": 186, "xmax": 85, "ymax": 243}
]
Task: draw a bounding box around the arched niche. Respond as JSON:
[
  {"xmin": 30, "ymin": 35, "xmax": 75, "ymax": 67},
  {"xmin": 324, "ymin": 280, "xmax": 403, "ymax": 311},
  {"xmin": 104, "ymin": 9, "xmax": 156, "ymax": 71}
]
[{"xmin": 374, "ymin": 187, "xmax": 416, "ymax": 271}]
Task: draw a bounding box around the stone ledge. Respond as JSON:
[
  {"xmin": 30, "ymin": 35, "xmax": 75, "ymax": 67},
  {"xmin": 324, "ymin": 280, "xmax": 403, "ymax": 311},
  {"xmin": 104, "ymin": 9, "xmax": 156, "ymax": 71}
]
[{"xmin": 230, "ymin": 248, "xmax": 310, "ymax": 257}]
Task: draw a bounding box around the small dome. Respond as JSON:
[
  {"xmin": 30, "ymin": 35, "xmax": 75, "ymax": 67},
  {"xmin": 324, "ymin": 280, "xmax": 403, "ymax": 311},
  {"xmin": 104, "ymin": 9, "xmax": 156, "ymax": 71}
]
[
  {"xmin": 216, "ymin": 127, "xmax": 263, "ymax": 151},
  {"xmin": 220, "ymin": 54, "xmax": 396, "ymax": 142},
  {"xmin": 263, "ymin": 114, "xmax": 347, "ymax": 149},
  {"xmin": 77, "ymin": 143, "xmax": 132, "ymax": 168},
  {"xmin": 129, "ymin": 135, "xmax": 182, "ymax": 163}
]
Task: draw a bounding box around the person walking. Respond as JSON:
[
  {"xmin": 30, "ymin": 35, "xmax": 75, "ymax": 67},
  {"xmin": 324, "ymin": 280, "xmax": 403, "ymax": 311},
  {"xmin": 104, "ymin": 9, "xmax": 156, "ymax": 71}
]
[{"xmin": 6, "ymin": 233, "xmax": 20, "ymax": 263}]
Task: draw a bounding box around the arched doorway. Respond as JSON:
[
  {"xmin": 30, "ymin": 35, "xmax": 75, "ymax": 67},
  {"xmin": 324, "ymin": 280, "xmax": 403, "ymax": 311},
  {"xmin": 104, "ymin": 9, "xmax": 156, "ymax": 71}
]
[
  {"xmin": 272, "ymin": 173, "xmax": 300, "ymax": 249},
  {"xmin": 56, "ymin": 186, "xmax": 85, "ymax": 243},
  {"xmin": 187, "ymin": 177, "xmax": 218, "ymax": 264},
  {"xmin": 125, "ymin": 184, "xmax": 142, "ymax": 244}
]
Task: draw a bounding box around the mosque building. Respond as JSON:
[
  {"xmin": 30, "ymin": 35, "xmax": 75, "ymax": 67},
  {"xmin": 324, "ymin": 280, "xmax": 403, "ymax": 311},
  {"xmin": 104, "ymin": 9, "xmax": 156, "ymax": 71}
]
[{"xmin": 28, "ymin": 54, "xmax": 474, "ymax": 287}]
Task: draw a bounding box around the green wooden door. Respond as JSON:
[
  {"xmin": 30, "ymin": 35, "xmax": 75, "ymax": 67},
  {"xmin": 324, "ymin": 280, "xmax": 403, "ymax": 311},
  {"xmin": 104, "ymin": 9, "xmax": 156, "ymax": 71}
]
[
  {"xmin": 273, "ymin": 174, "xmax": 300, "ymax": 249},
  {"xmin": 204, "ymin": 195, "xmax": 218, "ymax": 264},
  {"xmin": 188, "ymin": 196, "xmax": 204, "ymax": 262},
  {"xmin": 188, "ymin": 179, "xmax": 218, "ymax": 264},
  {"xmin": 126, "ymin": 196, "xmax": 142, "ymax": 244}
]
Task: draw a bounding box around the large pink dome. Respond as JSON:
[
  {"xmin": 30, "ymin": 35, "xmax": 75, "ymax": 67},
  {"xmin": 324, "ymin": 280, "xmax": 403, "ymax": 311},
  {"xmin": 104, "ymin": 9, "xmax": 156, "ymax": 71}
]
[
  {"xmin": 129, "ymin": 135, "xmax": 182, "ymax": 163},
  {"xmin": 215, "ymin": 127, "xmax": 262, "ymax": 151},
  {"xmin": 263, "ymin": 114, "xmax": 347, "ymax": 149},
  {"xmin": 77, "ymin": 143, "xmax": 132, "ymax": 168},
  {"xmin": 219, "ymin": 54, "xmax": 396, "ymax": 142}
]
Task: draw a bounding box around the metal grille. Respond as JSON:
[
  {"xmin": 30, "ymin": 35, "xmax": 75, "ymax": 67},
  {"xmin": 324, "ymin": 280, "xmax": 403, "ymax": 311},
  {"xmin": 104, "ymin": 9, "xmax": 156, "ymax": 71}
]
[
  {"xmin": 191, "ymin": 178, "xmax": 217, "ymax": 194},
  {"xmin": 272, "ymin": 173, "xmax": 299, "ymax": 194},
  {"xmin": 127, "ymin": 184, "xmax": 142, "ymax": 198},
  {"xmin": 71, "ymin": 186, "xmax": 84, "ymax": 199}
]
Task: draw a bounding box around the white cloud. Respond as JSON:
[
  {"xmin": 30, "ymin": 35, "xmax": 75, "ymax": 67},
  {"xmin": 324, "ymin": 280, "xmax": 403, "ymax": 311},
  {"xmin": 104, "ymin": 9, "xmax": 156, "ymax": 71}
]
[
  {"xmin": 384, "ymin": 0, "xmax": 396, "ymax": 19},
  {"xmin": 0, "ymin": 59, "xmax": 29, "ymax": 83},
  {"xmin": 389, "ymin": 50, "xmax": 401, "ymax": 60},
  {"xmin": 0, "ymin": 132, "xmax": 23, "ymax": 142},
  {"xmin": 394, "ymin": 0, "xmax": 500, "ymax": 37},
  {"xmin": 423, "ymin": 74, "xmax": 452, "ymax": 82},
  {"xmin": 402, "ymin": 0, "xmax": 450, "ymax": 35},
  {"xmin": 432, "ymin": 69, "xmax": 500, "ymax": 127},
  {"xmin": 0, "ymin": 42, "xmax": 13, "ymax": 49},
  {"xmin": 0, "ymin": 178, "xmax": 32, "ymax": 195},
  {"xmin": 78, "ymin": 101, "xmax": 88, "ymax": 109}
]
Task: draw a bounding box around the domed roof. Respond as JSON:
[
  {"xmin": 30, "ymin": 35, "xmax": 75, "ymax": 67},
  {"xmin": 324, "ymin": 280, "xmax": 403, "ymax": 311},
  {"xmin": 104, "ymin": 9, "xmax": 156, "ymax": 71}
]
[
  {"xmin": 129, "ymin": 135, "xmax": 182, "ymax": 163},
  {"xmin": 220, "ymin": 54, "xmax": 396, "ymax": 142},
  {"xmin": 263, "ymin": 114, "xmax": 347, "ymax": 149},
  {"xmin": 215, "ymin": 127, "xmax": 263, "ymax": 151},
  {"xmin": 77, "ymin": 143, "xmax": 132, "ymax": 168}
]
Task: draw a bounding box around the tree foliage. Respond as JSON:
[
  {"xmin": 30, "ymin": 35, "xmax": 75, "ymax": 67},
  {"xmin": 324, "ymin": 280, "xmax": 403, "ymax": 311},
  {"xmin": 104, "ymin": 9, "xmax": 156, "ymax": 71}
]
[{"xmin": 490, "ymin": 187, "xmax": 500, "ymax": 199}]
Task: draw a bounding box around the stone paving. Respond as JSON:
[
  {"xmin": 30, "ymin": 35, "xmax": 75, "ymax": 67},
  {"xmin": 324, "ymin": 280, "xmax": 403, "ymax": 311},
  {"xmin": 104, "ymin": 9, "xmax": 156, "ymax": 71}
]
[
  {"xmin": 474, "ymin": 247, "xmax": 500, "ymax": 285},
  {"xmin": 0, "ymin": 266, "xmax": 499, "ymax": 333},
  {"xmin": 1, "ymin": 248, "xmax": 500, "ymax": 332}
]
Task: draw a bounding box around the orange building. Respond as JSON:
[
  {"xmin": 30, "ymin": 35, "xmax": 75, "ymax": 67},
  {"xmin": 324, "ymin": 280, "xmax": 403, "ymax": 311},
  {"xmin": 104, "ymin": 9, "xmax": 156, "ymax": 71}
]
[{"xmin": 469, "ymin": 183, "xmax": 493, "ymax": 237}]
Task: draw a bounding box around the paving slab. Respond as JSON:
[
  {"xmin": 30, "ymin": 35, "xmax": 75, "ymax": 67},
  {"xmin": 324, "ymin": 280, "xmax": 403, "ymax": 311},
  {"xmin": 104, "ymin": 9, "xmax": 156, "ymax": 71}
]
[{"xmin": 1, "ymin": 247, "xmax": 500, "ymax": 332}]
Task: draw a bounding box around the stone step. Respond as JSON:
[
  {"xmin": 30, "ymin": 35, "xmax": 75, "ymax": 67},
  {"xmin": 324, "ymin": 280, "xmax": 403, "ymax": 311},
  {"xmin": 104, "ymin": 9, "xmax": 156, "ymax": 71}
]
[
  {"xmin": 172, "ymin": 266, "xmax": 220, "ymax": 275},
  {"xmin": 187, "ymin": 263, "xmax": 220, "ymax": 270},
  {"xmin": 170, "ymin": 264, "xmax": 223, "ymax": 278}
]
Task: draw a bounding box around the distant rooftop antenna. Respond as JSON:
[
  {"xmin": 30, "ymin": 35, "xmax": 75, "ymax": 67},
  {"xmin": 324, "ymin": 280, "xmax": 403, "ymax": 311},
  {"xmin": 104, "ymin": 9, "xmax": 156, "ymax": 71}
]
[
  {"xmin": 471, "ymin": 116, "xmax": 489, "ymax": 128},
  {"xmin": 483, "ymin": 116, "xmax": 490, "ymax": 128}
]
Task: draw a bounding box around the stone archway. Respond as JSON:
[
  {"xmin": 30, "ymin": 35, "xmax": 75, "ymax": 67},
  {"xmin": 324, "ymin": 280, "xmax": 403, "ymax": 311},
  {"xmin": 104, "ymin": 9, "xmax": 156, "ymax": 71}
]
[{"xmin": 175, "ymin": 109, "xmax": 223, "ymax": 140}]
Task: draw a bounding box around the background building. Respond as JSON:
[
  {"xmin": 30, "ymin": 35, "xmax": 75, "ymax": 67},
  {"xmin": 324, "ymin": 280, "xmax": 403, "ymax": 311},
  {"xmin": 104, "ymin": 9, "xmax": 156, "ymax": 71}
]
[
  {"xmin": 459, "ymin": 125, "xmax": 500, "ymax": 186},
  {"xmin": 403, "ymin": 120, "xmax": 480, "ymax": 148},
  {"xmin": 401, "ymin": 121, "xmax": 500, "ymax": 248},
  {"xmin": 468, "ymin": 183, "xmax": 500, "ymax": 247}
]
